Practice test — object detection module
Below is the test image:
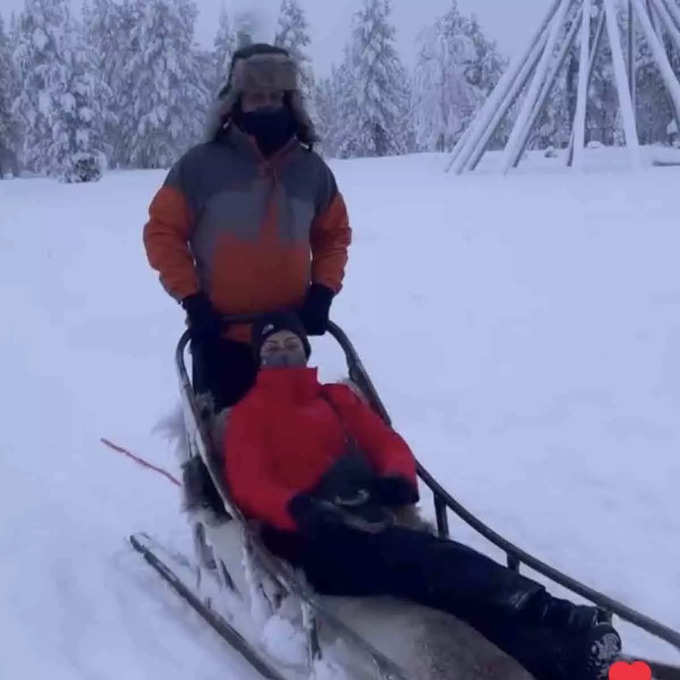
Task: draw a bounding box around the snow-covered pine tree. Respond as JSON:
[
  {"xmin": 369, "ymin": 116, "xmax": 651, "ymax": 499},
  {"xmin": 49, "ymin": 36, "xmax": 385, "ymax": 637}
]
[
  {"xmin": 0, "ymin": 14, "xmax": 21, "ymax": 178},
  {"xmin": 464, "ymin": 14, "xmax": 508, "ymax": 148},
  {"xmin": 314, "ymin": 70, "xmax": 341, "ymax": 156},
  {"xmin": 13, "ymin": 0, "xmax": 73, "ymax": 175},
  {"xmin": 412, "ymin": 3, "xmax": 506, "ymax": 153},
  {"xmin": 7, "ymin": 11, "xmax": 20, "ymax": 61},
  {"xmin": 211, "ymin": 6, "xmax": 236, "ymax": 98},
  {"xmin": 51, "ymin": 18, "xmax": 106, "ymax": 182},
  {"xmin": 274, "ymin": 0, "xmax": 315, "ymax": 103},
  {"xmin": 83, "ymin": 0, "xmax": 135, "ymax": 167},
  {"xmin": 335, "ymin": 0, "xmax": 412, "ymax": 158},
  {"xmin": 13, "ymin": 0, "xmax": 106, "ymax": 181},
  {"xmin": 234, "ymin": 11, "xmax": 257, "ymax": 50},
  {"xmin": 123, "ymin": 0, "xmax": 208, "ymax": 168},
  {"xmin": 412, "ymin": 3, "xmax": 478, "ymax": 152},
  {"xmin": 195, "ymin": 47, "xmax": 217, "ymax": 128}
]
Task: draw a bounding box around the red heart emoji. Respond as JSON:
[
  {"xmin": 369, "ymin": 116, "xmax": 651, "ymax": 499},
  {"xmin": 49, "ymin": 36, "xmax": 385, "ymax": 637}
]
[{"xmin": 609, "ymin": 660, "xmax": 652, "ymax": 680}]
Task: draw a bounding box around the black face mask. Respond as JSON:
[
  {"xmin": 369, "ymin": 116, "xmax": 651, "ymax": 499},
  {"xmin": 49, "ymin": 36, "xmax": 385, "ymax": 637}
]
[{"xmin": 235, "ymin": 106, "xmax": 298, "ymax": 157}]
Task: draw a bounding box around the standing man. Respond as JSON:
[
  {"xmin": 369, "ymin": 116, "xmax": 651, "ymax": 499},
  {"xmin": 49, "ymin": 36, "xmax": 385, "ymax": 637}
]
[{"xmin": 143, "ymin": 44, "xmax": 351, "ymax": 408}]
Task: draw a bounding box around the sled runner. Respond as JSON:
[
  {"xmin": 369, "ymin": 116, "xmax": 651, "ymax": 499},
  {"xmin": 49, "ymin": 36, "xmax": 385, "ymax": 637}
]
[{"xmin": 132, "ymin": 317, "xmax": 680, "ymax": 680}]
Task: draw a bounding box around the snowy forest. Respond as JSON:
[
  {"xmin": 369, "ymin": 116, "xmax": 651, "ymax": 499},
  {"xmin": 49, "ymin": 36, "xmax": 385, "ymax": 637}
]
[{"xmin": 1, "ymin": 0, "xmax": 680, "ymax": 182}]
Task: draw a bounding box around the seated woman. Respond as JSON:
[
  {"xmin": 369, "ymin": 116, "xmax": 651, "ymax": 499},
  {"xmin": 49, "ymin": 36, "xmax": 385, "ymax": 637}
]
[{"xmin": 222, "ymin": 312, "xmax": 621, "ymax": 680}]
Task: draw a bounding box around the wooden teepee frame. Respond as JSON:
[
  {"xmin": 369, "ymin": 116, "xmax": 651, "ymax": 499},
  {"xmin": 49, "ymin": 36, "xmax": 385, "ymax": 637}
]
[{"xmin": 447, "ymin": 0, "xmax": 680, "ymax": 173}]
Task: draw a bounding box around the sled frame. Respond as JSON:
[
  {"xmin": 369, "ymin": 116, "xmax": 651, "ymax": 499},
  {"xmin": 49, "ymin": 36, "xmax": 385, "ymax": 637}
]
[{"xmin": 175, "ymin": 318, "xmax": 680, "ymax": 662}]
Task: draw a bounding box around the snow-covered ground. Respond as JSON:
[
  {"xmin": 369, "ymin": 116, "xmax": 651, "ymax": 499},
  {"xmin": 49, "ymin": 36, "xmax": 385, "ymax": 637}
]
[{"xmin": 1, "ymin": 150, "xmax": 679, "ymax": 677}]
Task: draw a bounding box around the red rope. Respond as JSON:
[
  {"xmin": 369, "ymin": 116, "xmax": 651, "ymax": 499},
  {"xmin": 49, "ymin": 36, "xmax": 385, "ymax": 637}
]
[{"xmin": 100, "ymin": 437, "xmax": 181, "ymax": 487}]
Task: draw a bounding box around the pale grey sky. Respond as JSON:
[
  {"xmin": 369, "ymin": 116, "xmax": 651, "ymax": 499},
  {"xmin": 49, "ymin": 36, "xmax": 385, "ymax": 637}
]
[{"xmin": 1, "ymin": 0, "xmax": 551, "ymax": 75}]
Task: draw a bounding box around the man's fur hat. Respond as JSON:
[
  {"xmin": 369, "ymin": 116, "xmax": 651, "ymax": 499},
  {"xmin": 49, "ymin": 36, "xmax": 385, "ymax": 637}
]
[{"xmin": 205, "ymin": 43, "xmax": 316, "ymax": 146}]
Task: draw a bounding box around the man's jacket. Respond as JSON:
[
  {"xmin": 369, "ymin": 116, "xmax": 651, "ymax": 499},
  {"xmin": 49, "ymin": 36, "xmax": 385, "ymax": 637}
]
[
  {"xmin": 223, "ymin": 367, "xmax": 418, "ymax": 531},
  {"xmin": 143, "ymin": 127, "xmax": 351, "ymax": 341}
]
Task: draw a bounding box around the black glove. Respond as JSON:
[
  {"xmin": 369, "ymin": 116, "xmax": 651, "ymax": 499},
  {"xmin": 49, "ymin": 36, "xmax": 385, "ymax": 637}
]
[
  {"xmin": 372, "ymin": 476, "xmax": 419, "ymax": 506},
  {"xmin": 313, "ymin": 455, "xmax": 375, "ymax": 503},
  {"xmin": 289, "ymin": 491, "xmax": 391, "ymax": 536},
  {"xmin": 288, "ymin": 493, "xmax": 345, "ymax": 537},
  {"xmin": 182, "ymin": 292, "xmax": 222, "ymax": 342},
  {"xmin": 299, "ymin": 284, "xmax": 334, "ymax": 336}
]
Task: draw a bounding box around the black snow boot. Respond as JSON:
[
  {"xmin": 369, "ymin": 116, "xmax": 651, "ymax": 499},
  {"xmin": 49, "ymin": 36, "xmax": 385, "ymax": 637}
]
[
  {"xmin": 522, "ymin": 591, "xmax": 609, "ymax": 633},
  {"xmin": 573, "ymin": 622, "xmax": 622, "ymax": 680},
  {"xmin": 476, "ymin": 616, "xmax": 621, "ymax": 680}
]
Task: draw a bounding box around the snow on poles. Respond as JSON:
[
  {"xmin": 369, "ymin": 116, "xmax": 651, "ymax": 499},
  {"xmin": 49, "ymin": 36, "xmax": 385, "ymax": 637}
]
[
  {"xmin": 572, "ymin": 0, "xmax": 592, "ymax": 169},
  {"xmin": 657, "ymin": 0, "xmax": 680, "ymax": 30},
  {"xmin": 511, "ymin": 6, "xmax": 584, "ymax": 169},
  {"xmin": 603, "ymin": 0, "xmax": 642, "ymax": 168},
  {"xmin": 501, "ymin": 0, "xmax": 573, "ymax": 173},
  {"xmin": 465, "ymin": 33, "xmax": 549, "ymax": 172},
  {"xmin": 629, "ymin": 0, "xmax": 637, "ymax": 110},
  {"xmin": 650, "ymin": 0, "xmax": 680, "ymax": 55},
  {"xmin": 445, "ymin": 51, "xmax": 526, "ymax": 172},
  {"xmin": 449, "ymin": 0, "xmax": 680, "ymax": 175},
  {"xmin": 637, "ymin": 0, "xmax": 680, "ymax": 120},
  {"xmin": 567, "ymin": 7, "xmax": 608, "ymax": 166},
  {"xmin": 446, "ymin": 0, "xmax": 563, "ymax": 173},
  {"xmin": 640, "ymin": 0, "xmax": 680, "ymax": 71},
  {"xmin": 652, "ymin": 0, "xmax": 680, "ymax": 137}
]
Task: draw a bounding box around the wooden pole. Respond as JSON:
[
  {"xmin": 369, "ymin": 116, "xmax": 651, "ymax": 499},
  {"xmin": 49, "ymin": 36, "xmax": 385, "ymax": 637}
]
[
  {"xmin": 629, "ymin": 0, "xmax": 637, "ymax": 111},
  {"xmin": 447, "ymin": 0, "xmax": 564, "ymax": 173},
  {"xmin": 658, "ymin": 0, "xmax": 680, "ymax": 31},
  {"xmin": 634, "ymin": 0, "xmax": 680, "ymax": 118},
  {"xmin": 466, "ymin": 31, "xmax": 549, "ymax": 172},
  {"xmin": 513, "ymin": 8, "xmax": 584, "ymax": 168},
  {"xmin": 648, "ymin": 0, "xmax": 659, "ymax": 32},
  {"xmin": 585, "ymin": 4, "xmax": 608, "ymax": 93},
  {"xmin": 647, "ymin": 0, "xmax": 680, "ymax": 138},
  {"xmin": 603, "ymin": 0, "xmax": 642, "ymax": 167},
  {"xmin": 568, "ymin": 3, "xmax": 608, "ymax": 165},
  {"xmin": 651, "ymin": 0, "xmax": 680, "ymax": 48},
  {"xmin": 502, "ymin": 0, "xmax": 574, "ymax": 173},
  {"xmin": 573, "ymin": 0, "xmax": 593, "ymax": 168},
  {"xmin": 446, "ymin": 39, "xmax": 544, "ymax": 172}
]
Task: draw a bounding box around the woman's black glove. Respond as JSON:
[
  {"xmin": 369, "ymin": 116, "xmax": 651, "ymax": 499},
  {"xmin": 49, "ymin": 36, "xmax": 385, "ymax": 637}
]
[
  {"xmin": 299, "ymin": 284, "xmax": 334, "ymax": 336},
  {"xmin": 288, "ymin": 493, "xmax": 345, "ymax": 537},
  {"xmin": 182, "ymin": 292, "xmax": 222, "ymax": 342},
  {"xmin": 372, "ymin": 476, "xmax": 419, "ymax": 506},
  {"xmin": 289, "ymin": 489, "xmax": 393, "ymax": 537}
]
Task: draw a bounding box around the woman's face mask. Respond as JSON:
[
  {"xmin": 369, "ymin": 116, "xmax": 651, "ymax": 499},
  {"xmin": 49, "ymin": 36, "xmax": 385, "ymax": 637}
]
[{"xmin": 260, "ymin": 331, "xmax": 307, "ymax": 368}]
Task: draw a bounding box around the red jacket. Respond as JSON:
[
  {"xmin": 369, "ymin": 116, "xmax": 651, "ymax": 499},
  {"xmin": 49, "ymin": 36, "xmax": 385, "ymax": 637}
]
[{"xmin": 223, "ymin": 367, "xmax": 418, "ymax": 531}]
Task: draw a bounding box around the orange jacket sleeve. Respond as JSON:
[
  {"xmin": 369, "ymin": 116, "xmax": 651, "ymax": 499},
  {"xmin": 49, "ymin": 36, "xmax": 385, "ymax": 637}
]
[
  {"xmin": 323, "ymin": 385, "xmax": 418, "ymax": 491},
  {"xmin": 310, "ymin": 166, "xmax": 351, "ymax": 293},
  {"xmin": 143, "ymin": 163, "xmax": 200, "ymax": 301},
  {"xmin": 223, "ymin": 402, "xmax": 298, "ymax": 532}
]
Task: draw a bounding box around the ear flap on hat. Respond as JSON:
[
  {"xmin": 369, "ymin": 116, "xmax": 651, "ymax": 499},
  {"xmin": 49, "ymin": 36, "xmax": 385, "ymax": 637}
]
[{"xmin": 286, "ymin": 90, "xmax": 317, "ymax": 146}]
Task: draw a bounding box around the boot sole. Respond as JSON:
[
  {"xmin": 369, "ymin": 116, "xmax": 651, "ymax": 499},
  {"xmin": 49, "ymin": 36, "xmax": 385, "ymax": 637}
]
[{"xmin": 584, "ymin": 624, "xmax": 622, "ymax": 680}]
